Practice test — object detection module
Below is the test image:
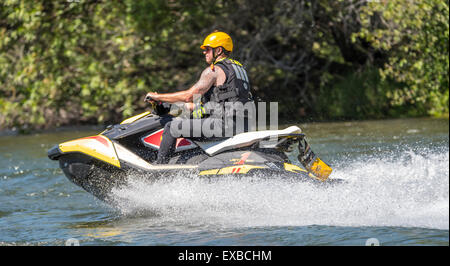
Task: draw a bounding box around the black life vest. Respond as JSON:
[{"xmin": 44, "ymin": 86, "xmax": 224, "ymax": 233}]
[{"xmin": 202, "ymin": 58, "xmax": 254, "ymax": 119}]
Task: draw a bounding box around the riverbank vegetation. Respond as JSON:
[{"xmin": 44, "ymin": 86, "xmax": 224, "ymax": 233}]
[{"xmin": 0, "ymin": 0, "xmax": 448, "ymax": 131}]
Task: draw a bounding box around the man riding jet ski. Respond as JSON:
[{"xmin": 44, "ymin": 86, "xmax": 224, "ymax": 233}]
[
  {"xmin": 47, "ymin": 32, "xmax": 333, "ymax": 202},
  {"xmin": 145, "ymin": 31, "xmax": 255, "ymax": 164}
]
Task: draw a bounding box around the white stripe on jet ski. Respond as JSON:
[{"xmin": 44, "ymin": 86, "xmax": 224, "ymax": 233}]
[
  {"xmin": 113, "ymin": 142, "xmax": 198, "ymax": 170},
  {"xmin": 200, "ymin": 126, "xmax": 302, "ymax": 156}
]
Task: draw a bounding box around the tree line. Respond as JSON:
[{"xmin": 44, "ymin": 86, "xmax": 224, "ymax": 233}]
[{"xmin": 0, "ymin": 0, "xmax": 448, "ymax": 131}]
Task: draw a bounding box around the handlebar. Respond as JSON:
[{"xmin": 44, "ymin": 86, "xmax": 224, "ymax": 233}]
[
  {"xmin": 144, "ymin": 95, "xmax": 154, "ymax": 103},
  {"xmin": 144, "ymin": 98, "xmax": 172, "ymax": 116}
]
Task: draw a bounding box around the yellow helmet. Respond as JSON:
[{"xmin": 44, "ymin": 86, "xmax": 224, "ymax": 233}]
[{"xmin": 200, "ymin": 31, "xmax": 233, "ymax": 52}]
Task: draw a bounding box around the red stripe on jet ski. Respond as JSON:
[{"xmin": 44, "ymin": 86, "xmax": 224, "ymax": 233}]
[
  {"xmin": 235, "ymin": 152, "xmax": 251, "ymax": 165},
  {"xmin": 176, "ymin": 138, "xmax": 192, "ymax": 147},
  {"xmin": 143, "ymin": 129, "xmax": 164, "ymax": 147},
  {"xmin": 143, "ymin": 129, "xmax": 192, "ymax": 148},
  {"xmin": 82, "ymin": 136, "xmax": 109, "ymax": 147}
]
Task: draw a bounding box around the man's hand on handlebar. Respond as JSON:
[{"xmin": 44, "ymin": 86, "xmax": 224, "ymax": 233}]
[{"xmin": 144, "ymin": 92, "xmax": 158, "ymax": 103}]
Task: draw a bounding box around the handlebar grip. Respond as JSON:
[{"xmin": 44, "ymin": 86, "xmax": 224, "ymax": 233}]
[{"xmin": 144, "ymin": 95, "xmax": 154, "ymax": 102}]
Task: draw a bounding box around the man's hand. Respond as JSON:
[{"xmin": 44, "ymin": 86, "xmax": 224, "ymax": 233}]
[
  {"xmin": 144, "ymin": 92, "xmax": 158, "ymax": 102},
  {"xmin": 184, "ymin": 102, "xmax": 195, "ymax": 111}
]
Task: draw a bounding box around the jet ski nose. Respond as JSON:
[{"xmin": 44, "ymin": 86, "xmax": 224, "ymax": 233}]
[{"xmin": 48, "ymin": 144, "xmax": 62, "ymax": 160}]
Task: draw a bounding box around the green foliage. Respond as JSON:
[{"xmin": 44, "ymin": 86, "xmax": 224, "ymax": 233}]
[
  {"xmin": 355, "ymin": 0, "xmax": 449, "ymax": 116},
  {"xmin": 0, "ymin": 0, "xmax": 215, "ymax": 129},
  {"xmin": 317, "ymin": 67, "xmax": 397, "ymax": 120},
  {"xmin": 0, "ymin": 0, "xmax": 448, "ymax": 130}
]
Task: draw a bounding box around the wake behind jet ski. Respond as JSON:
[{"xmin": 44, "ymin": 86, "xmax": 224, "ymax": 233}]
[{"xmin": 48, "ymin": 102, "xmax": 334, "ymax": 202}]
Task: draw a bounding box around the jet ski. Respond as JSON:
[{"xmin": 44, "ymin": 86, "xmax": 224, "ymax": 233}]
[{"xmin": 48, "ymin": 102, "xmax": 334, "ymax": 202}]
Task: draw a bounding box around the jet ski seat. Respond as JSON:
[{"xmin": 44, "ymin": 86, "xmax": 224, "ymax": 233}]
[{"xmin": 194, "ymin": 126, "xmax": 302, "ymax": 156}]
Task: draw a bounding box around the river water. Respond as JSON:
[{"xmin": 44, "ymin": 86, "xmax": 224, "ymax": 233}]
[{"xmin": 0, "ymin": 117, "xmax": 448, "ymax": 246}]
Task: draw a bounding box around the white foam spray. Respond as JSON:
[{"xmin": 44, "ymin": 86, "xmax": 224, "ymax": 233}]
[{"xmin": 110, "ymin": 147, "xmax": 449, "ymax": 230}]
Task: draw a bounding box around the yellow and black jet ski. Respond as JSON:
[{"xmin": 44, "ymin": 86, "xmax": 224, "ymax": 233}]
[{"xmin": 48, "ymin": 102, "xmax": 334, "ymax": 201}]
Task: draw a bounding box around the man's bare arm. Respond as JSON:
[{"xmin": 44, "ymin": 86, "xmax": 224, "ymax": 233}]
[{"xmin": 146, "ymin": 67, "xmax": 216, "ymax": 103}]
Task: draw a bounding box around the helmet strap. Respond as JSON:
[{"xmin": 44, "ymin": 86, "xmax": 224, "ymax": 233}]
[{"xmin": 212, "ymin": 47, "xmax": 224, "ymax": 64}]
